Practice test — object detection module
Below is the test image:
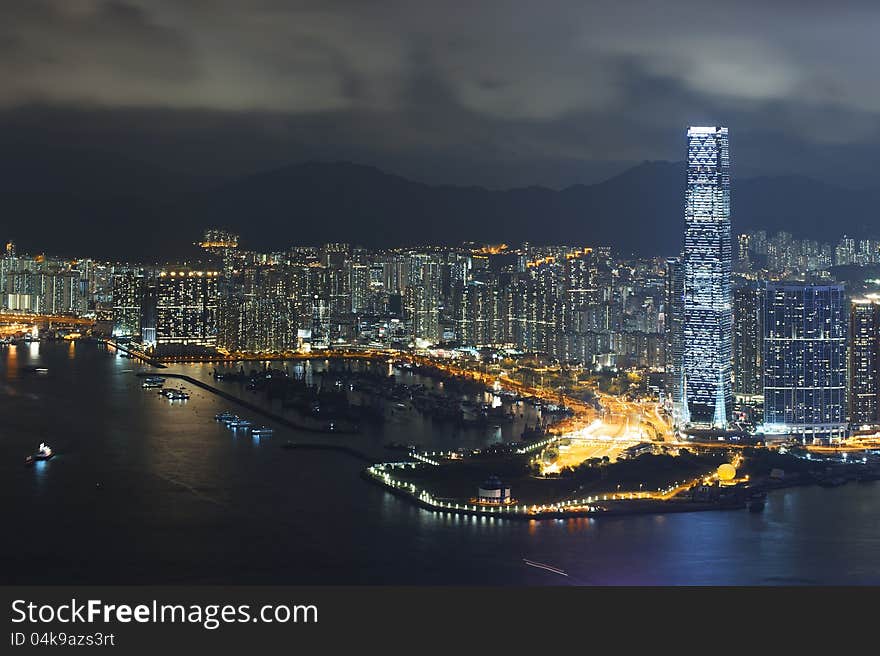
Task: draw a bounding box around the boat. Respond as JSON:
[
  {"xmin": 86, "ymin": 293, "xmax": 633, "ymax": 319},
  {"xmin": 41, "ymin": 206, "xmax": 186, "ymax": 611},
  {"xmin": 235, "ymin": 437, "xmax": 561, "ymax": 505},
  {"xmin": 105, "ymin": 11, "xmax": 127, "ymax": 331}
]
[
  {"xmin": 818, "ymin": 475, "xmax": 847, "ymax": 488},
  {"xmin": 215, "ymin": 411, "xmax": 236, "ymax": 421},
  {"xmin": 142, "ymin": 380, "xmax": 163, "ymax": 388},
  {"xmin": 228, "ymin": 419, "xmax": 252, "ymax": 429},
  {"xmin": 25, "ymin": 443, "xmax": 54, "ymax": 466},
  {"xmin": 251, "ymin": 426, "xmax": 274, "ymax": 436},
  {"xmin": 281, "ymin": 441, "xmax": 296, "ymax": 449}
]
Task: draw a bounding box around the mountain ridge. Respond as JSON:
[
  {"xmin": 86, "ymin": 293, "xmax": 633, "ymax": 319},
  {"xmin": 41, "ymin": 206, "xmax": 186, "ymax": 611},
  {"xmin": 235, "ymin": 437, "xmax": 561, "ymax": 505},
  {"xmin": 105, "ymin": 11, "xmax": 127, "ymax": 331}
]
[{"xmin": 3, "ymin": 156, "xmax": 879, "ymax": 259}]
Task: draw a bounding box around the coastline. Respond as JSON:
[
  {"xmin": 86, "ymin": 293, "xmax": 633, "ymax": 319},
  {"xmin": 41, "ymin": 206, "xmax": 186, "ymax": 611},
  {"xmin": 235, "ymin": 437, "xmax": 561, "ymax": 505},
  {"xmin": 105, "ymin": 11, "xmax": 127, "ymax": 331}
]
[{"xmin": 123, "ymin": 348, "xmax": 880, "ymax": 523}]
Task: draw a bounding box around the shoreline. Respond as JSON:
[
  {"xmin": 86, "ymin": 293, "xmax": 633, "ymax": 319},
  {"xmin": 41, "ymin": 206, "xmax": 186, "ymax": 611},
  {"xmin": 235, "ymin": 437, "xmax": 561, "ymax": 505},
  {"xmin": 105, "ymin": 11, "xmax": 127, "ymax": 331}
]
[
  {"xmin": 361, "ymin": 467, "xmax": 748, "ymax": 521},
  {"xmin": 123, "ymin": 347, "xmax": 880, "ymax": 522}
]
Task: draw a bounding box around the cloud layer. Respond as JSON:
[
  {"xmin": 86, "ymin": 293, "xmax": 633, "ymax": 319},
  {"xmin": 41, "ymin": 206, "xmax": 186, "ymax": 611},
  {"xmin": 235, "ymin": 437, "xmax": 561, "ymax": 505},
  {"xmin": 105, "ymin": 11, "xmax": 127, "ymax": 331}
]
[{"xmin": 3, "ymin": 1, "xmax": 880, "ymax": 186}]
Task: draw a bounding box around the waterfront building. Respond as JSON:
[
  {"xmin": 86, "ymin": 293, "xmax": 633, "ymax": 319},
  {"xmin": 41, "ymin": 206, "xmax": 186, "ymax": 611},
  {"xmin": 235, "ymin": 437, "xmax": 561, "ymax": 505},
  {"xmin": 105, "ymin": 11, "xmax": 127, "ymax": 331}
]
[
  {"xmin": 219, "ymin": 265, "xmax": 296, "ymax": 353},
  {"xmin": 849, "ymin": 296, "xmax": 880, "ymax": 427},
  {"xmin": 762, "ymin": 283, "xmax": 847, "ymax": 443},
  {"xmin": 681, "ymin": 126, "xmax": 733, "ymax": 428},
  {"xmin": 477, "ymin": 476, "xmax": 512, "ymax": 505},
  {"xmin": 111, "ymin": 270, "xmax": 144, "ymax": 337},
  {"xmin": 155, "ymin": 268, "xmax": 220, "ymax": 355}
]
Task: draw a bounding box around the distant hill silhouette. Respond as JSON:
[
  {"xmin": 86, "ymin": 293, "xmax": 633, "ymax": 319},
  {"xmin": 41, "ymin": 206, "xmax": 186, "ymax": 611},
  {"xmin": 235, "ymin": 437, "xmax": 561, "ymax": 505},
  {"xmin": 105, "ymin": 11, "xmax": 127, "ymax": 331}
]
[
  {"xmin": 185, "ymin": 160, "xmax": 880, "ymax": 256},
  {"xmin": 3, "ymin": 155, "xmax": 879, "ymax": 259}
]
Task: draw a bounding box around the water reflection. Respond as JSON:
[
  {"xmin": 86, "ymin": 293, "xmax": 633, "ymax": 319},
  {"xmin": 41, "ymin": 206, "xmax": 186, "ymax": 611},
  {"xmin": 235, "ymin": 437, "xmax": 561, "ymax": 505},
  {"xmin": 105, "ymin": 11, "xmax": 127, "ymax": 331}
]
[
  {"xmin": 4, "ymin": 341, "xmax": 880, "ymax": 585},
  {"xmin": 6, "ymin": 344, "xmax": 17, "ymax": 380}
]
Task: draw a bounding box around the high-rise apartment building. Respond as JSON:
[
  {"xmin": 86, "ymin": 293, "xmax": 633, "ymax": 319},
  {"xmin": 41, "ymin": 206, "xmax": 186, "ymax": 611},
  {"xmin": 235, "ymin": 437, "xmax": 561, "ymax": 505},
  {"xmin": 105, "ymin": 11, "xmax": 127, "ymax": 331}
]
[
  {"xmin": 849, "ymin": 296, "xmax": 880, "ymax": 427},
  {"xmin": 155, "ymin": 269, "xmax": 220, "ymax": 354},
  {"xmin": 733, "ymin": 282, "xmax": 763, "ymax": 396},
  {"xmin": 762, "ymin": 283, "xmax": 847, "ymax": 443}
]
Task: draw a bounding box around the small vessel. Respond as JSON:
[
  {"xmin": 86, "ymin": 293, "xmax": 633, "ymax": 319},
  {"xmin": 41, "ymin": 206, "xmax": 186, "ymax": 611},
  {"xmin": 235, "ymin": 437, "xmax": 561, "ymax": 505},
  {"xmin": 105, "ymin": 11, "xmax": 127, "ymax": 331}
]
[
  {"xmin": 25, "ymin": 443, "xmax": 54, "ymax": 466},
  {"xmin": 251, "ymin": 426, "xmax": 274, "ymax": 436}
]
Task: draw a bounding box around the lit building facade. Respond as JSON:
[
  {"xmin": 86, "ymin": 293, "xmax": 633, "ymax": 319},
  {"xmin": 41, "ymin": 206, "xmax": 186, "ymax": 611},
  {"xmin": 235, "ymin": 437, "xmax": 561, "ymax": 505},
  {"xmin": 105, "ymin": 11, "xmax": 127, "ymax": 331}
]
[
  {"xmin": 762, "ymin": 283, "xmax": 847, "ymax": 443},
  {"xmin": 733, "ymin": 282, "xmax": 763, "ymax": 396},
  {"xmin": 681, "ymin": 126, "xmax": 733, "ymax": 428},
  {"xmin": 155, "ymin": 269, "xmax": 220, "ymax": 354},
  {"xmin": 664, "ymin": 256, "xmax": 685, "ymax": 417},
  {"xmin": 849, "ymin": 296, "xmax": 880, "ymax": 427},
  {"xmin": 111, "ymin": 271, "xmax": 144, "ymax": 337}
]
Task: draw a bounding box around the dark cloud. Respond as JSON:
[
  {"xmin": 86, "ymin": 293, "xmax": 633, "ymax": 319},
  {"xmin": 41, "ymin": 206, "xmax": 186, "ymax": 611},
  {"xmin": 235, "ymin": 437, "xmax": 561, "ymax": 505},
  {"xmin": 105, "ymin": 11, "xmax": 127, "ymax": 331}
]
[{"xmin": 2, "ymin": 0, "xmax": 880, "ymax": 187}]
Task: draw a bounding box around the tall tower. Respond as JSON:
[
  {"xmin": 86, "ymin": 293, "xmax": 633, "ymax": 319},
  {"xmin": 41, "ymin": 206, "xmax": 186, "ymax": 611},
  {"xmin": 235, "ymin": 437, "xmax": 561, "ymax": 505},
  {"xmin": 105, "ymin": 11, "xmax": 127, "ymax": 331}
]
[
  {"xmin": 733, "ymin": 282, "xmax": 763, "ymax": 396},
  {"xmin": 849, "ymin": 296, "xmax": 880, "ymax": 427},
  {"xmin": 682, "ymin": 126, "xmax": 732, "ymax": 428},
  {"xmin": 664, "ymin": 256, "xmax": 685, "ymax": 422}
]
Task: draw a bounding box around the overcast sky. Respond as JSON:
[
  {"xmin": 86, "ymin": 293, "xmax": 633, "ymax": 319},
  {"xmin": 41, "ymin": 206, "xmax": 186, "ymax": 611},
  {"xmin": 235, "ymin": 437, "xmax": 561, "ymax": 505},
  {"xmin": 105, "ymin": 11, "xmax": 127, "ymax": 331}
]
[{"xmin": 3, "ymin": 0, "xmax": 880, "ymax": 188}]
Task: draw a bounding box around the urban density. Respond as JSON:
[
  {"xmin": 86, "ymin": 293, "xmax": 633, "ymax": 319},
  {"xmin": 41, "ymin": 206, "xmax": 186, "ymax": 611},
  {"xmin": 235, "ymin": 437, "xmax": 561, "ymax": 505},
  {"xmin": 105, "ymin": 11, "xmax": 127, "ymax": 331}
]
[{"xmin": 5, "ymin": 127, "xmax": 880, "ymax": 458}]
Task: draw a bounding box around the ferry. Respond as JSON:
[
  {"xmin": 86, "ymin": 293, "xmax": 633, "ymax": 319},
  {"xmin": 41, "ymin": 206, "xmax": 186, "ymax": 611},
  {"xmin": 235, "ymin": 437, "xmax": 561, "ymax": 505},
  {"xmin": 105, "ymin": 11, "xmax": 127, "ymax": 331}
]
[
  {"xmin": 25, "ymin": 443, "xmax": 54, "ymax": 466},
  {"xmin": 251, "ymin": 426, "xmax": 274, "ymax": 436}
]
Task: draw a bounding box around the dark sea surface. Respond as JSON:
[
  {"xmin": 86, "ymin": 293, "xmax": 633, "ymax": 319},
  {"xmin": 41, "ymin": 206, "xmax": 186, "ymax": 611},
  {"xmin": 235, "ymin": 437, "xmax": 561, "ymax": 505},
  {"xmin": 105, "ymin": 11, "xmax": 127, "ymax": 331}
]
[{"xmin": 2, "ymin": 341, "xmax": 879, "ymax": 585}]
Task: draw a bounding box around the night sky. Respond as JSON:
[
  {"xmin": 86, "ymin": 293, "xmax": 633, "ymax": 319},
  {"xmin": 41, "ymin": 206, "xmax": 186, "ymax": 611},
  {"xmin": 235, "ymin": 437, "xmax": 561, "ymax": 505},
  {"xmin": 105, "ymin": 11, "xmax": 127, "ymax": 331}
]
[{"xmin": 4, "ymin": 1, "xmax": 880, "ymax": 190}]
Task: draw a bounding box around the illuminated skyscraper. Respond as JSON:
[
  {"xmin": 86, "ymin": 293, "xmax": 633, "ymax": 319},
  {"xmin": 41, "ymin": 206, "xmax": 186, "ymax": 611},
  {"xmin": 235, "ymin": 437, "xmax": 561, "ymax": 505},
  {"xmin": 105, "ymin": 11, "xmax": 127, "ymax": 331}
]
[
  {"xmin": 763, "ymin": 283, "xmax": 847, "ymax": 443},
  {"xmin": 664, "ymin": 256, "xmax": 685, "ymax": 418},
  {"xmin": 849, "ymin": 296, "xmax": 880, "ymax": 426},
  {"xmin": 733, "ymin": 282, "xmax": 763, "ymax": 396},
  {"xmin": 681, "ymin": 126, "xmax": 732, "ymax": 428},
  {"xmin": 155, "ymin": 269, "xmax": 220, "ymax": 355}
]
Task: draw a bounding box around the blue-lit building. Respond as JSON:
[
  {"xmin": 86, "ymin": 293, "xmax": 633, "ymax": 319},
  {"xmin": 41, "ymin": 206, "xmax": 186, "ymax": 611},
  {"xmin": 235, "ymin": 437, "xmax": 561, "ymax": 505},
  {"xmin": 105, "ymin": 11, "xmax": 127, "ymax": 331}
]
[
  {"xmin": 681, "ymin": 126, "xmax": 732, "ymax": 428},
  {"xmin": 762, "ymin": 283, "xmax": 847, "ymax": 443}
]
